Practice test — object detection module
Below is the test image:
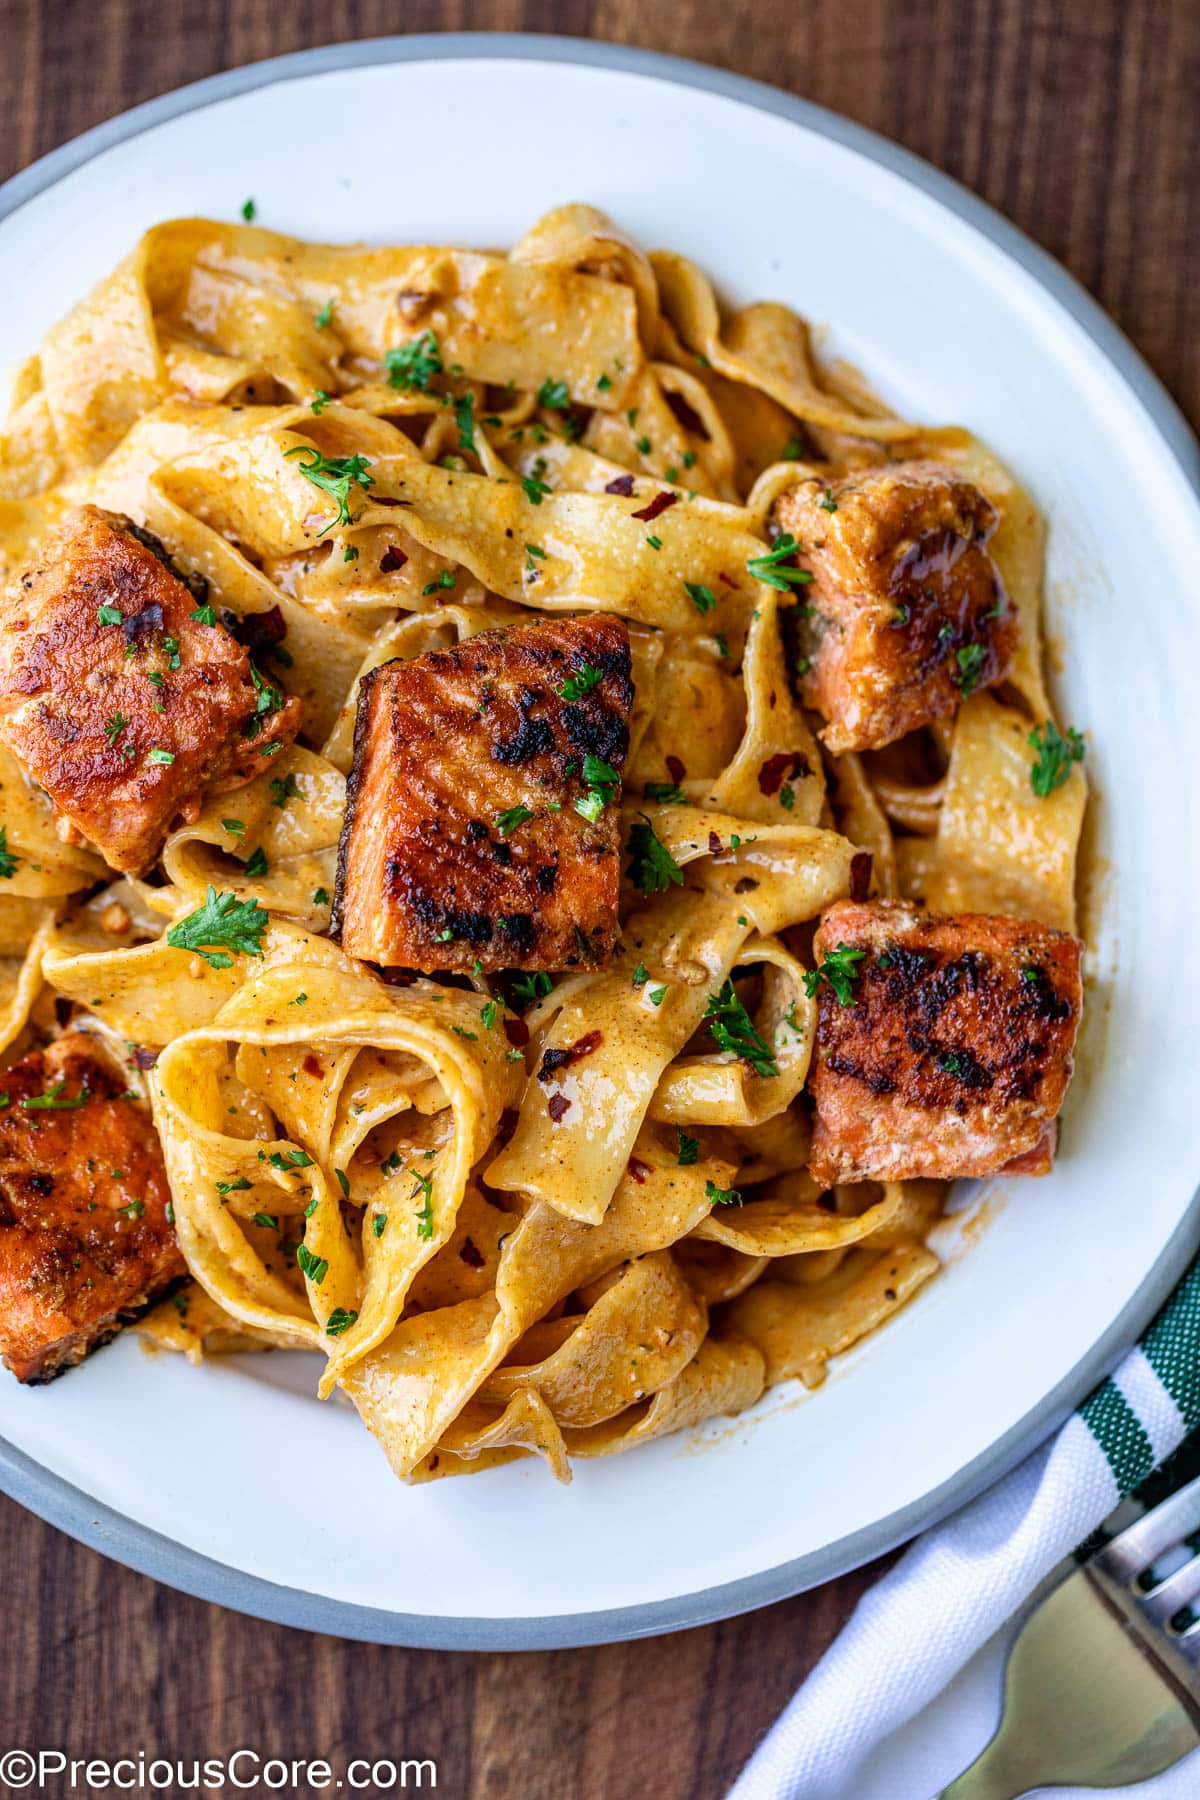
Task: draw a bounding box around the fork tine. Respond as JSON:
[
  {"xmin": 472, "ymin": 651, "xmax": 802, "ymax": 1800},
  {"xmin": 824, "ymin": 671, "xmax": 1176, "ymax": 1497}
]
[
  {"xmin": 1139, "ymin": 1553, "xmax": 1200, "ymax": 1628},
  {"xmin": 1096, "ymin": 1473, "xmax": 1200, "ymax": 1581}
]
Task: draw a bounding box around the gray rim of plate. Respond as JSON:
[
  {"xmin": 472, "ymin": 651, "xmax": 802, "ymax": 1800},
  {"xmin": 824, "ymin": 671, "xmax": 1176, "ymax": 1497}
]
[{"xmin": 0, "ymin": 31, "xmax": 1198, "ymax": 1652}]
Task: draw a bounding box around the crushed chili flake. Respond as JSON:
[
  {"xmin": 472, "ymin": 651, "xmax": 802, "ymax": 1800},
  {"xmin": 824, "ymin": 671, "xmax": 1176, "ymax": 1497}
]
[
  {"xmin": 302, "ymin": 1053, "xmax": 325, "ymax": 1080},
  {"xmin": 630, "ymin": 491, "xmax": 679, "ymax": 524},
  {"xmin": 717, "ymin": 571, "xmax": 739, "ymax": 588},
  {"xmin": 757, "ymin": 750, "xmax": 811, "ymax": 797},
  {"xmin": 379, "ymin": 546, "xmax": 408, "ymax": 573},
  {"xmin": 665, "ymin": 754, "xmax": 687, "ymax": 785},
  {"xmin": 537, "ymin": 1030, "xmax": 602, "ymax": 1082},
  {"xmin": 604, "ymin": 473, "xmax": 635, "ymax": 496},
  {"xmin": 223, "ymin": 602, "xmax": 287, "ymax": 658},
  {"xmin": 503, "ymin": 1016, "xmax": 531, "ymax": 1049},
  {"xmin": 459, "ymin": 1236, "xmax": 486, "ymax": 1269},
  {"xmin": 547, "ymin": 1093, "xmax": 571, "ymax": 1123},
  {"xmin": 627, "ymin": 1157, "xmax": 651, "ymax": 1185},
  {"xmin": 849, "ymin": 851, "xmax": 874, "ymax": 903}
]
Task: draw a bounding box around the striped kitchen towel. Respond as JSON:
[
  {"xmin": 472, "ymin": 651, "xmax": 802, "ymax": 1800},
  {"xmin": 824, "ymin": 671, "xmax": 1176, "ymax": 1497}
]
[{"xmin": 730, "ymin": 1258, "xmax": 1200, "ymax": 1800}]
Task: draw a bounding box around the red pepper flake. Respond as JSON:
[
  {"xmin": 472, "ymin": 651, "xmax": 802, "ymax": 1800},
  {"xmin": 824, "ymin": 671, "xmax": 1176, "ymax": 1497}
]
[
  {"xmin": 627, "ymin": 1157, "xmax": 651, "ymax": 1185},
  {"xmin": 131, "ymin": 1046, "xmax": 159, "ymax": 1070},
  {"xmin": 503, "ymin": 1017, "xmax": 530, "ymax": 1049},
  {"xmin": 630, "ymin": 491, "xmax": 679, "ymax": 524},
  {"xmin": 757, "ymin": 751, "xmax": 811, "ymax": 797},
  {"xmin": 379, "ymin": 546, "xmax": 408, "ymax": 573},
  {"xmin": 537, "ymin": 1030, "xmax": 602, "ymax": 1083},
  {"xmin": 665, "ymin": 754, "xmax": 687, "ymax": 785},
  {"xmin": 707, "ymin": 830, "xmax": 723, "ymax": 855},
  {"xmin": 302, "ymin": 1053, "xmax": 325, "ymax": 1080},
  {"xmin": 849, "ymin": 851, "xmax": 874, "ymax": 902},
  {"xmin": 547, "ymin": 1093, "xmax": 571, "ymax": 1123},
  {"xmin": 604, "ymin": 473, "xmax": 635, "ymax": 496},
  {"xmin": 226, "ymin": 602, "xmax": 287, "ymax": 658},
  {"xmin": 427, "ymin": 1453, "xmax": 440, "ymax": 1471},
  {"xmin": 459, "ymin": 1236, "xmax": 485, "ymax": 1269},
  {"xmin": 717, "ymin": 571, "xmax": 739, "ymax": 588}
]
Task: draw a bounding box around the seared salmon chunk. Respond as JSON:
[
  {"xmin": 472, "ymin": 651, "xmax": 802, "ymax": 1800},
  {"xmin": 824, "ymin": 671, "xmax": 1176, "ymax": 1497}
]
[
  {"xmin": 773, "ymin": 462, "xmax": 1017, "ymax": 753},
  {"xmin": 0, "ymin": 1032, "xmax": 183, "ymax": 1383},
  {"xmin": 0, "ymin": 506, "xmax": 301, "ymax": 875},
  {"xmin": 808, "ymin": 900, "xmax": 1082, "ymax": 1185},
  {"xmin": 335, "ymin": 614, "xmax": 633, "ymax": 973}
]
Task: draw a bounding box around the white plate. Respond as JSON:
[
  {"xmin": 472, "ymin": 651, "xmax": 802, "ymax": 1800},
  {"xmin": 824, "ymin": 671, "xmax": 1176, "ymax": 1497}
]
[{"xmin": 1, "ymin": 35, "xmax": 1198, "ymax": 1649}]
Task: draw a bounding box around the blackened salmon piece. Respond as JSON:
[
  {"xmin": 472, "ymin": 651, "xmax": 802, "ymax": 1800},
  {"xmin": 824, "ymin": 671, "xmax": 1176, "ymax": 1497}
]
[
  {"xmin": 772, "ymin": 461, "xmax": 1017, "ymax": 753},
  {"xmin": 334, "ymin": 613, "xmax": 633, "ymax": 972},
  {"xmin": 0, "ymin": 1032, "xmax": 184, "ymax": 1384},
  {"xmin": 0, "ymin": 506, "xmax": 302, "ymax": 875},
  {"xmin": 807, "ymin": 899, "xmax": 1082, "ymax": 1184}
]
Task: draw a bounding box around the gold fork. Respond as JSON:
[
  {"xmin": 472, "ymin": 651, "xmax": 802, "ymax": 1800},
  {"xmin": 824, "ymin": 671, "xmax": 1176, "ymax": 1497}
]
[{"xmin": 940, "ymin": 1472, "xmax": 1200, "ymax": 1797}]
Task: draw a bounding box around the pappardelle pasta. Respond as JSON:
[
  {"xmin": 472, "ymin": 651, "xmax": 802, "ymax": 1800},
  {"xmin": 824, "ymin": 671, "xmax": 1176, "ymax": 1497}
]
[{"xmin": 0, "ymin": 207, "xmax": 1088, "ymax": 1481}]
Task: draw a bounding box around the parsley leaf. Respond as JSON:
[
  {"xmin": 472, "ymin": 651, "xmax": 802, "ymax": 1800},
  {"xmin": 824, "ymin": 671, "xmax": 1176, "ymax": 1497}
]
[
  {"xmin": 684, "ymin": 581, "xmax": 716, "ymax": 615},
  {"xmin": 0, "ymin": 828, "xmax": 17, "ymax": 880},
  {"xmin": 243, "ymin": 846, "xmax": 268, "ymax": 878},
  {"xmin": 147, "ymin": 748, "xmax": 175, "ymax": 765},
  {"xmin": 166, "ymin": 885, "xmax": 269, "ymax": 969},
  {"xmin": 802, "ymin": 942, "xmax": 865, "ymax": 1007},
  {"xmin": 21, "ymin": 1079, "xmax": 88, "ymax": 1111},
  {"xmin": 537, "ymin": 377, "xmax": 570, "ymax": 410},
  {"xmin": 241, "ymin": 198, "xmax": 256, "ymax": 222},
  {"xmin": 954, "ymin": 642, "xmax": 987, "ymax": 696},
  {"xmin": 676, "ymin": 1127, "xmax": 700, "ymax": 1166},
  {"xmin": 314, "ymin": 298, "xmax": 334, "ymax": 330},
  {"xmin": 296, "ymin": 1245, "xmax": 328, "ymax": 1285},
  {"xmin": 643, "ymin": 781, "xmax": 686, "ymax": 805},
  {"xmin": 575, "ymin": 754, "xmax": 621, "ymax": 823},
  {"xmin": 703, "ymin": 979, "xmax": 779, "ymax": 1078},
  {"xmin": 496, "ymin": 804, "xmax": 535, "ymax": 836},
  {"xmin": 269, "ymin": 773, "xmax": 300, "ymax": 809},
  {"xmin": 97, "ymin": 604, "xmax": 123, "ymax": 626},
  {"xmin": 1028, "ymin": 720, "xmax": 1086, "ymax": 797},
  {"xmin": 454, "ymin": 391, "xmax": 477, "ymax": 455},
  {"xmin": 747, "ymin": 534, "xmax": 814, "ymax": 592},
  {"xmin": 104, "ymin": 713, "xmax": 128, "ymax": 746},
  {"xmin": 511, "ymin": 971, "xmax": 553, "ymax": 1008},
  {"xmin": 558, "ymin": 664, "xmax": 603, "ymax": 701},
  {"xmin": 706, "ymin": 1179, "xmax": 743, "ymax": 1208},
  {"xmin": 626, "ymin": 817, "xmax": 685, "ymax": 897},
  {"xmin": 284, "ymin": 447, "xmax": 374, "ymax": 536},
  {"xmin": 324, "ymin": 1307, "xmax": 358, "ymax": 1337},
  {"xmin": 384, "ymin": 330, "xmax": 442, "ymax": 392},
  {"xmin": 411, "ymin": 1169, "xmax": 435, "ymax": 1240},
  {"xmin": 522, "ymin": 473, "xmax": 552, "ymax": 506}
]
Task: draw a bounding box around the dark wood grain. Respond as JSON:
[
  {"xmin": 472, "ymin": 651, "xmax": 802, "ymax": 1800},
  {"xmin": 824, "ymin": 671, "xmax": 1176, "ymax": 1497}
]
[{"xmin": 0, "ymin": 3, "xmax": 1196, "ymax": 1794}]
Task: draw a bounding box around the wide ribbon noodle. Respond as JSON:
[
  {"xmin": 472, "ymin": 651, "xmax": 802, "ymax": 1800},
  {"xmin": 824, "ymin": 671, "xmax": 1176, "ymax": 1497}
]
[{"xmin": 0, "ymin": 206, "xmax": 1087, "ymax": 1481}]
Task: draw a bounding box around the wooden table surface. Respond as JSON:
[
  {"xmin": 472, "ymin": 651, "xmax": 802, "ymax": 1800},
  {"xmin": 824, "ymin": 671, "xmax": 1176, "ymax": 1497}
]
[{"xmin": 0, "ymin": 2, "xmax": 1196, "ymax": 1794}]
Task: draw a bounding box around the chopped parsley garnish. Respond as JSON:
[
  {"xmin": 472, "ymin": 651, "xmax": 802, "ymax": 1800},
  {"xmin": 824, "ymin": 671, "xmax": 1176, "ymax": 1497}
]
[
  {"xmin": 454, "ymin": 391, "xmax": 477, "ymax": 455},
  {"xmin": 104, "ymin": 713, "xmax": 128, "ymax": 746},
  {"xmin": 803, "ymin": 942, "xmax": 865, "ymax": 1007},
  {"xmin": 423, "ymin": 571, "xmax": 455, "ymax": 596},
  {"xmin": 324, "ymin": 1308, "xmax": 358, "ymax": 1336},
  {"xmin": 575, "ymin": 753, "xmax": 621, "ymax": 823},
  {"xmin": 558, "ymin": 664, "xmax": 603, "ymax": 701},
  {"xmin": 163, "ymin": 635, "xmax": 181, "ymax": 670},
  {"xmin": 373, "ymin": 1211, "xmax": 387, "ymax": 1238},
  {"xmin": 747, "ymin": 534, "xmax": 814, "ymax": 592},
  {"xmin": 147, "ymin": 747, "xmax": 175, "ymax": 765},
  {"xmin": 296, "ymin": 1245, "xmax": 328, "ymax": 1284},
  {"xmin": 954, "ymin": 642, "xmax": 987, "ymax": 696},
  {"xmin": 597, "ymin": 373, "xmax": 613, "ymax": 391},
  {"xmin": 480, "ymin": 1000, "xmax": 499, "ymax": 1031},
  {"xmin": 252, "ymin": 1211, "xmax": 279, "ymax": 1231},
  {"xmin": 241, "ymin": 198, "xmax": 256, "ymax": 222},
  {"xmin": 1029, "ymin": 720, "xmax": 1086, "ymax": 797},
  {"xmin": 703, "ymin": 979, "xmax": 779, "ymax": 1078},
  {"xmin": 21, "ymin": 1080, "xmax": 88, "ymax": 1111},
  {"xmin": 452, "ymin": 1025, "xmax": 478, "ymax": 1040},
  {"xmin": 166, "ymin": 885, "xmax": 269, "ymax": 969},
  {"xmin": 648, "ymin": 986, "xmax": 668, "ymax": 1006},
  {"xmin": 496, "ymin": 804, "xmax": 535, "ymax": 835},
  {"xmin": 119, "ymin": 1199, "xmax": 146, "ymax": 1219},
  {"xmin": 684, "ymin": 581, "xmax": 716, "ymax": 615},
  {"xmin": 191, "ymin": 604, "xmax": 217, "ymax": 626},
  {"xmin": 412, "ymin": 1169, "xmax": 435, "ymax": 1240},
  {"xmin": 384, "ymin": 330, "xmax": 442, "ymax": 392},
  {"xmin": 779, "ymin": 783, "xmax": 795, "ymax": 811},
  {"xmin": 333, "ymin": 1168, "xmax": 350, "ymax": 1198},
  {"xmin": 312, "ymin": 887, "xmax": 330, "ymax": 907},
  {"xmin": 643, "ymin": 781, "xmax": 686, "ymax": 805},
  {"xmin": 632, "ymin": 963, "xmax": 649, "ymax": 987},
  {"xmin": 645, "ymin": 534, "xmax": 662, "ymax": 550},
  {"xmin": 344, "ymin": 545, "xmax": 359, "ymax": 563},
  {"xmin": 0, "ymin": 829, "xmax": 17, "ymax": 880},
  {"xmin": 511, "ymin": 970, "xmax": 553, "ymax": 1008},
  {"xmin": 522, "ymin": 472, "xmax": 552, "ymax": 506},
  {"xmin": 269, "ymin": 773, "xmax": 300, "ymax": 809},
  {"xmin": 310, "ymin": 389, "xmax": 330, "ymax": 414},
  {"xmin": 626, "ymin": 817, "xmax": 684, "ymax": 897},
  {"xmin": 243, "ymin": 846, "xmax": 268, "ymax": 878},
  {"xmin": 706, "ymin": 1179, "xmax": 743, "ymax": 1208},
  {"xmin": 537, "ymin": 377, "xmax": 570, "ymax": 410},
  {"xmin": 270, "ymin": 1148, "xmax": 313, "ymax": 1171},
  {"xmin": 216, "ymin": 1177, "xmax": 251, "ymax": 1196},
  {"xmin": 222, "ymin": 818, "xmax": 245, "ymax": 837},
  {"xmin": 818, "ymin": 487, "xmax": 838, "ymax": 513},
  {"xmin": 284, "ymin": 447, "xmax": 374, "ymax": 536},
  {"xmin": 97, "ymin": 604, "xmax": 123, "ymax": 626},
  {"xmin": 314, "ymin": 298, "xmax": 334, "ymax": 330},
  {"xmin": 676, "ymin": 1127, "xmax": 700, "ymax": 1166}
]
